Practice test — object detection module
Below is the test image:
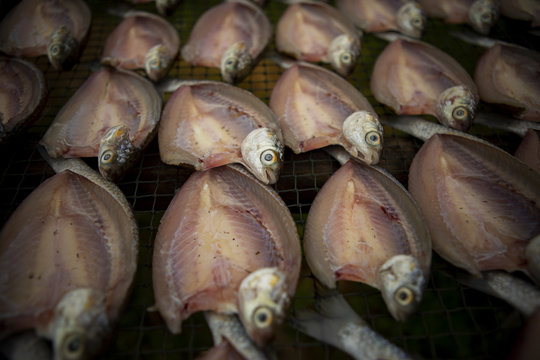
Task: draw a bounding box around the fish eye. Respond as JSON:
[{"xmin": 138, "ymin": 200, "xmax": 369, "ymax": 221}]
[
  {"xmin": 481, "ymin": 13, "xmax": 492, "ymax": 22},
  {"xmin": 62, "ymin": 332, "xmax": 85, "ymax": 359},
  {"xmin": 365, "ymin": 131, "xmax": 381, "ymax": 146},
  {"xmin": 340, "ymin": 52, "xmax": 352, "ymax": 64},
  {"xmin": 100, "ymin": 150, "xmax": 115, "ymax": 164},
  {"xmin": 452, "ymin": 106, "xmax": 469, "ymax": 121},
  {"xmin": 225, "ymin": 58, "xmax": 237, "ymax": 69},
  {"xmin": 253, "ymin": 306, "xmax": 273, "ymax": 329},
  {"xmin": 260, "ymin": 149, "xmax": 278, "ymax": 166},
  {"xmin": 50, "ymin": 44, "xmax": 61, "ymax": 55},
  {"xmin": 150, "ymin": 58, "xmax": 160, "ymax": 69},
  {"xmin": 412, "ymin": 17, "xmax": 423, "ymax": 27},
  {"xmin": 394, "ymin": 287, "xmax": 414, "ymax": 306}
]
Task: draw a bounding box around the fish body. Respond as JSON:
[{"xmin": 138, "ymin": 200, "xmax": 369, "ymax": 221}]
[
  {"xmin": 500, "ymin": 0, "xmax": 540, "ymax": 27},
  {"xmin": 371, "ymin": 39, "xmax": 479, "ymax": 131},
  {"xmin": 40, "ymin": 67, "xmax": 162, "ymax": 181},
  {"xmin": 0, "ymin": 57, "xmax": 47, "ymax": 144},
  {"xmin": 0, "ymin": 157, "xmax": 138, "ymax": 360},
  {"xmin": 275, "ymin": 1, "xmax": 361, "ymax": 76},
  {"xmin": 181, "ymin": 0, "xmax": 271, "ymax": 83},
  {"xmin": 102, "ymin": 11, "xmax": 180, "ymax": 82},
  {"xmin": 269, "ymin": 62, "xmax": 383, "ymax": 164},
  {"xmin": 0, "ymin": 0, "xmax": 91, "ymax": 70},
  {"xmin": 158, "ymin": 80, "xmax": 283, "ymax": 184},
  {"xmin": 515, "ymin": 129, "xmax": 540, "ymax": 173}
]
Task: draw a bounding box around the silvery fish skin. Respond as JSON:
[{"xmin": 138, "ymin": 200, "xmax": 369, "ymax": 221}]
[
  {"xmin": 276, "ymin": 1, "xmax": 361, "ymax": 76},
  {"xmin": 181, "ymin": 0, "xmax": 271, "ymax": 83},
  {"xmin": 152, "ymin": 165, "xmax": 301, "ymax": 351},
  {"xmin": 515, "ymin": 129, "xmax": 540, "ymax": 173},
  {"xmin": 474, "ymin": 44, "xmax": 540, "ymax": 122},
  {"xmin": 500, "ymin": 0, "xmax": 540, "ymax": 27},
  {"xmin": 371, "ymin": 39, "xmax": 479, "ymax": 131},
  {"xmin": 158, "ymin": 80, "xmax": 283, "ymax": 184},
  {"xmin": 0, "ymin": 57, "xmax": 47, "ymax": 144},
  {"xmin": 0, "ymin": 0, "xmax": 91, "ymax": 70},
  {"xmin": 303, "ymin": 159, "xmax": 431, "ymax": 321},
  {"xmin": 102, "ymin": 11, "xmax": 180, "ymax": 82},
  {"xmin": 418, "ymin": 0, "xmax": 499, "ymax": 34},
  {"xmin": 125, "ymin": 0, "xmax": 182, "ymax": 16},
  {"xmin": 336, "ymin": 0, "xmax": 426, "ymax": 39},
  {"xmin": 40, "ymin": 67, "xmax": 162, "ymax": 182},
  {"xmin": 0, "ymin": 157, "xmax": 138, "ymax": 360},
  {"xmin": 269, "ymin": 62, "xmax": 383, "ymax": 165}
]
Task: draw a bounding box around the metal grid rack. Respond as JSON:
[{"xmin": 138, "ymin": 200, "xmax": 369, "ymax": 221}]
[{"xmin": 1, "ymin": 1, "xmax": 538, "ymax": 359}]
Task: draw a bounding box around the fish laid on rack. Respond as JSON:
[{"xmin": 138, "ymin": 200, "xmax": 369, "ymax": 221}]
[
  {"xmin": 417, "ymin": 0, "xmax": 499, "ymax": 34},
  {"xmin": 0, "ymin": 156, "xmax": 138, "ymax": 360},
  {"xmin": 0, "ymin": 57, "xmax": 47, "ymax": 144},
  {"xmin": 269, "ymin": 61, "xmax": 383, "ymax": 165},
  {"xmin": 40, "ymin": 67, "xmax": 162, "ymax": 182},
  {"xmin": 336, "ymin": 0, "xmax": 426, "ymax": 39},
  {"xmin": 0, "ymin": 0, "xmax": 91, "ymax": 70},
  {"xmin": 515, "ymin": 129, "xmax": 540, "ymax": 173},
  {"xmin": 101, "ymin": 11, "xmax": 180, "ymax": 82},
  {"xmin": 500, "ymin": 0, "xmax": 540, "ymax": 27},
  {"xmin": 275, "ymin": 1, "xmax": 361, "ymax": 76},
  {"xmin": 158, "ymin": 80, "xmax": 283, "ymax": 184},
  {"xmin": 152, "ymin": 165, "xmax": 301, "ymax": 358},
  {"xmin": 181, "ymin": 0, "xmax": 271, "ymax": 83},
  {"xmin": 371, "ymin": 38, "xmax": 479, "ymax": 131}
]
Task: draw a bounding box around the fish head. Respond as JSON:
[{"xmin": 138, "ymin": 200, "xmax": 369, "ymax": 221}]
[
  {"xmin": 378, "ymin": 255, "xmax": 426, "ymax": 322},
  {"xmin": 397, "ymin": 2, "xmax": 426, "ymax": 39},
  {"xmin": 221, "ymin": 42, "xmax": 253, "ymax": 83},
  {"xmin": 145, "ymin": 44, "xmax": 172, "ymax": 82},
  {"xmin": 342, "ymin": 111, "xmax": 384, "ymax": 165},
  {"xmin": 49, "ymin": 289, "xmax": 109, "ymax": 360},
  {"xmin": 47, "ymin": 26, "xmax": 80, "ymax": 71},
  {"xmin": 238, "ymin": 267, "xmax": 291, "ymax": 347},
  {"xmin": 156, "ymin": 0, "xmax": 180, "ymax": 16},
  {"xmin": 469, "ymin": 0, "xmax": 499, "ymax": 35},
  {"xmin": 436, "ymin": 85, "xmax": 477, "ymax": 132},
  {"xmin": 328, "ymin": 34, "xmax": 360, "ymax": 77},
  {"xmin": 98, "ymin": 125, "xmax": 135, "ymax": 182},
  {"xmin": 240, "ymin": 127, "xmax": 283, "ymax": 184}
]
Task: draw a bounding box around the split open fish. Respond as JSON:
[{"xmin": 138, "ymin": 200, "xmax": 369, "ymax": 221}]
[
  {"xmin": 275, "ymin": 1, "xmax": 361, "ymax": 76},
  {"xmin": 40, "ymin": 67, "xmax": 162, "ymax": 182},
  {"xmin": 181, "ymin": 0, "xmax": 271, "ymax": 83},
  {"xmin": 371, "ymin": 38, "xmax": 479, "ymax": 131},
  {"xmin": 152, "ymin": 165, "xmax": 301, "ymax": 357},
  {"xmin": 0, "ymin": 155, "xmax": 138, "ymax": 360},
  {"xmin": 0, "ymin": 0, "xmax": 91, "ymax": 70},
  {"xmin": 158, "ymin": 80, "xmax": 283, "ymax": 184},
  {"xmin": 500, "ymin": 0, "xmax": 540, "ymax": 27},
  {"xmin": 336, "ymin": 0, "xmax": 426, "ymax": 38},
  {"xmin": 0, "ymin": 57, "xmax": 47, "ymax": 144},
  {"xmin": 102, "ymin": 11, "xmax": 180, "ymax": 82}
]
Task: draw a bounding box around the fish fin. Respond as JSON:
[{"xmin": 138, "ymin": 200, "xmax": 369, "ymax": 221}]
[
  {"xmin": 268, "ymin": 51, "xmax": 297, "ymax": 69},
  {"xmin": 324, "ymin": 146, "xmax": 351, "ymax": 166},
  {"xmin": 155, "ymin": 78, "xmax": 188, "ymax": 93},
  {"xmin": 448, "ymin": 30, "xmax": 520, "ymax": 49},
  {"xmin": 474, "ymin": 112, "xmax": 540, "ymax": 138},
  {"xmin": 373, "ymin": 31, "xmax": 415, "ymax": 43},
  {"xmin": 106, "ymin": 4, "xmax": 134, "ymax": 18}
]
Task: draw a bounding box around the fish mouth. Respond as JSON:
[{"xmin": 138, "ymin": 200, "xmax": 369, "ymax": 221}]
[{"xmin": 264, "ymin": 168, "xmax": 279, "ymax": 184}]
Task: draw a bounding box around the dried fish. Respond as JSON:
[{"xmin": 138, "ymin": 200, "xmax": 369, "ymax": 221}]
[
  {"xmin": 0, "ymin": 156, "xmax": 138, "ymax": 360},
  {"xmin": 269, "ymin": 62, "xmax": 383, "ymax": 164},
  {"xmin": 515, "ymin": 129, "xmax": 540, "ymax": 173},
  {"xmin": 500, "ymin": 0, "xmax": 540, "ymax": 27},
  {"xmin": 0, "ymin": 0, "xmax": 91, "ymax": 70},
  {"xmin": 276, "ymin": 1, "xmax": 361, "ymax": 76},
  {"xmin": 40, "ymin": 67, "xmax": 162, "ymax": 182},
  {"xmin": 371, "ymin": 38, "xmax": 479, "ymax": 131},
  {"xmin": 158, "ymin": 80, "xmax": 283, "ymax": 184},
  {"xmin": 102, "ymin": 11, "xmax": 180, "ymax": 81},
  {"xmin": 181, "ymin": 0, "xmax": 271, "ymax": 83},
  {"xmin": 0, "ymin": 57, "xmax": 47, "ymax": 144}
]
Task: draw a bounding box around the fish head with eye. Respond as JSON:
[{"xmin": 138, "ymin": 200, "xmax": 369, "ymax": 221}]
[
  {"xmin": 47, "ymin": 26, "xmax": 80, "ymax": 71},
  {"xmin": 145, "ymin": 44, "xmax": 172, "ymax": 82},
  {"xmin": 98, "ymin": 125, "xmax": 136, "ymax": 182},
  {"xmin": 328, "ymin": 34, "xmax": 361, "ymax": 77},
  {"xmin": 436, "ymin": 85, "xmax": 477, "ymax": 132},
  {"xmin": 378, "ymin": 255, "xmax": 426, "ymax": 322},
  {"xmin": 237, "ymin": 267, "xmax": 291, "ymax": 347},
  {"xmin": 156, "ymin": 0, "xmax": 180, "ymax": 16},
  {"xmin": 342, "ymin": 111, "xmax": 384, "ymax": 165},
  {"xmin": 48, "ymin": 288, "xmax": 110, "ymax": 360},
  {"xmin": 240, "ymin": 127, "xmax": 283, "ymax": 184},
  {"xmin": 469, "ymin": 0, "xmax": 499, "ymax": 35},
  {"xmin": 221, "ymin": 42, "xmax": 253, "ymax": 84},
  {"xmin": 397, "ymin": 2, "xmax": 426, "ymax": 39}
]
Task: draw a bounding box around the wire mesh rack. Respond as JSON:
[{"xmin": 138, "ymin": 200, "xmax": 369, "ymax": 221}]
[{"xmin": 1, "ymin": 1, "xmax": 539, "ymax": 359}]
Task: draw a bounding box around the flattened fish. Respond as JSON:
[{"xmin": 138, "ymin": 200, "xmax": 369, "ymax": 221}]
[
  {"xmin": 474, "ymin": 43, "xmax": 540, "ymax": 122},
  {"xmin": 158, "ymin": 80, "xmax": 283, "ymax": 184},
  {"xmin": 0, "ymin": 0, "xmax": 91, "ymax": 70},
  {"xmin": 418, "ymin": 0, "xmax": 499, "ymax": 34},
  {"xmin": 515, "ymin": 129, "xmax": 540, "ymax": 173},
  {"xmin": 500, "ymin": 0, "xmax": 540, "ymax": 27},
  {"xmin": 276, "ymin": 1, "xmax": 361, "ymax": 76},
  {"xmin": 371, "ymin": 38, "xmax": 479, "ymax": 131},
  {"xmin": 336, "ymin": 0, "xmax": 426, "ymax": 38},
  {"xmin": 102, "ymin": 11, "xmax": 180, "ymax": 82},
  {"xmin": 0, "ymin": 57, "xmax": 47, "ymax": 144},
  {"xmin": 40, "ymin": 67, "xmax": 162, "ymax": 182},
  {"xmin": 0, "ymin": 156, "xmax": 138, "ymax": 360},
  {"xmin": 269, "ymin": 62, "xmax": 383, "ymax": 164},
  {"xmin": 181, "ymin": 0, "xmax": 271, "ymax": 83},
  {"xmin": 152, "ymin": 165, "xmax": 301, "ymax": 355}
]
